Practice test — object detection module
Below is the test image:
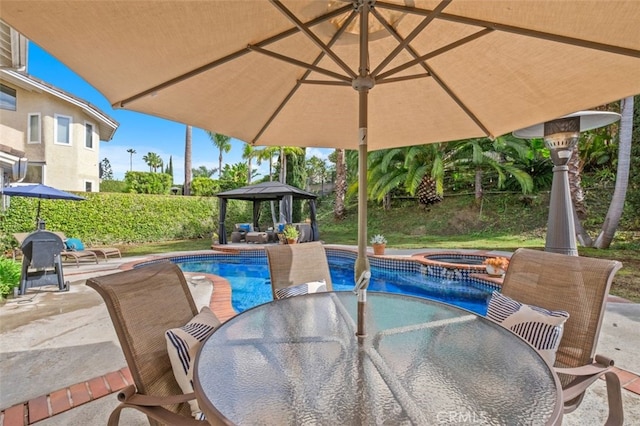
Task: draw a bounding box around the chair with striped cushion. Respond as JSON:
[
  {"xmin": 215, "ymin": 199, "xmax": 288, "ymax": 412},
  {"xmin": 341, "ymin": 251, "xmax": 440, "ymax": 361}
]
[
  {"xmin": 501, "ymin": 248, "xmax": 624, "ymax": 425},
  {"xmin": 87, "ymin": 262, "xmax": 206, "ymax": 425},
  {"xmin": 265, "ymin": 241, "xmax": 332, "ymax": 300}
]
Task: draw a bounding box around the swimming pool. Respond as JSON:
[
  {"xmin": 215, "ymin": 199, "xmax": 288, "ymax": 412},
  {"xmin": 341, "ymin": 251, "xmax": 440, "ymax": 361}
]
[{"xmin": 172, "ymin": 249, "xmax": 499, "ymax": 316}]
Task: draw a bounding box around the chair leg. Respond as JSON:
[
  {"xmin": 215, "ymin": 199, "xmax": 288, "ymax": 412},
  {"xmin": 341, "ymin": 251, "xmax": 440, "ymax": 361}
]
[
  {"xmin": 604, "ymin": 371, "xmax": 624, "ymax": 426},
  {"xmin": 107, "ymin": 403, "xmax": 124, "ymax": 426}
]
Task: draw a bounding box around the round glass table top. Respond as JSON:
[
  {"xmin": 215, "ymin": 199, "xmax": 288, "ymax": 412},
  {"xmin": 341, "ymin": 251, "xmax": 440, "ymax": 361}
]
[{"xmin": 194, "ymin": 291, "xmax": 562, "ymax": 425}]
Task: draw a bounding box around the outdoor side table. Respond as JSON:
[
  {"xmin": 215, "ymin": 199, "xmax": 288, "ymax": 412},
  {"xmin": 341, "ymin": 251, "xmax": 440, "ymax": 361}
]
[{"xmin": 194, "ymin": 292, "xmax": 563, "ymax": 425}]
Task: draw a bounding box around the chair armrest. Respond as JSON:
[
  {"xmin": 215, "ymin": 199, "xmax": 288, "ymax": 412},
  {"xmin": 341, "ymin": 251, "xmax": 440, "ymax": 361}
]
[
  {"xmin": 555, "ymin": 355, "xmax": 617, "ymax": 402},
  {"xmin": 117, "ymin": 384, "xmax": 197, "ymax": 406},
  {"xmin": 554, "ymin": 354, "xmax": 614, "ymax": 377}
]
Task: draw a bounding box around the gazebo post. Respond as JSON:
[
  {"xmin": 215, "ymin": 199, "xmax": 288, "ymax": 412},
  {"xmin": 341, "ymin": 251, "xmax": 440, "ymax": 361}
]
[{"xmin": 218, "ymin": 198, "xmax": 227, "ymax": 244}]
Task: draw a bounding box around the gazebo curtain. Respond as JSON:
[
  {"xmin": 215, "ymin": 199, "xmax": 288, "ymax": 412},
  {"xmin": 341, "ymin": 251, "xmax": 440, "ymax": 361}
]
[
  {"xmin": 252, "ymin": 201, "xmax": 262, "ymax": 230},
  {"xmin": 218, "ymin": 198, "xmax": 227, "ymax": 244},
  {"xmin": 309, "ymin": 200, "xmax": 319, "ymax": 241}
]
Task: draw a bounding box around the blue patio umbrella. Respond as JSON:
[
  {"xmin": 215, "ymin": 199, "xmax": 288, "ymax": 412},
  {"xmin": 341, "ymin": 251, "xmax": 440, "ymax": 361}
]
[{"xmin": 1, "ymin": 184, "xmax": 86, "ymax": 229}]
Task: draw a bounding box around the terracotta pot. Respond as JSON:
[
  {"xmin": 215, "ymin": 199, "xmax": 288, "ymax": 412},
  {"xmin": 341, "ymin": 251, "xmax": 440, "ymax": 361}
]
[
  {"xmin": 373, "ymin": 243, "xmax": 385, "ymax": 255},
  {"xmin": 287, "ymin": 238, "xmax": 297, "ymax": 245}
]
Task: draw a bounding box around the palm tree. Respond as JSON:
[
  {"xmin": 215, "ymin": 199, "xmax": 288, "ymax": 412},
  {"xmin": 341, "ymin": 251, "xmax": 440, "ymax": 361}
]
[
  {"xmin": 334, "ymin": 148, "xmax": 346, "ymax": 220},
  {"xmin": 184, "ymin": 126, "xmax": 192, "ymax": 195},
  {"xmin": 254, "ymin": 146, "xmax": 279, "ymax": 181},
  {"xmin": 142, "ymin": 152, "xmax": 163, "ymax": 172},
  {"xmin": 242, "ymin": 143, "xmax": 258, "ymax": 184},
  {"xmin": 253, "ymin": 146, "xmax": 280, "ymax": 224},
  {"xmin": 206, "ymin": 131, "xmax": 231, "ymax": 177},
  {"xmin": 126, "ymin": 148, "xmax": 136, "ymax": 171},
  {"xmin": 367, "ymin": 145, "xmax": 444, "ymax": 208},
  {"xmin": 593, "ymin": 96, "xmax": 633, "ymax": 248},
  {"xmin": 446, "ymin": 136, "xmax": 533, "ymax": 201},
  {"xmin": 276, "ymin": 146, "xmax": 304, "ymax": 223},
  {"xmin": 192, "ymin": 165, "xmax": 217, "ymax": 178}
]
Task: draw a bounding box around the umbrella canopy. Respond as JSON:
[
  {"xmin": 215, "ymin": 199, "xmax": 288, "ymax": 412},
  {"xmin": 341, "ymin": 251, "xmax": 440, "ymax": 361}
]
[
  {"xmin": 1, "ymin": 184, "xmax": 86, "ymax": 201},
  {"xmin": 3, "ymin": 0, "xmax": 639, "ymax": 333},
  {"xmin": 2, "ymin": 184, "xmax": 86, "ymax": 228},
  {"xmin": 216, "ymin": 182, "xmax": 318, "ymax": 244},
  {"xmin": 1, "ymin": 1, "xmax": 638, "ymax": 149}
]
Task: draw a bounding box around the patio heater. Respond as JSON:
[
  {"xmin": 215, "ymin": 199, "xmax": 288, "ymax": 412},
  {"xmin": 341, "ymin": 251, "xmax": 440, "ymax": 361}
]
[{"xmin": 513, "ymin": 111, "xmax": 620, "ymax": 256}]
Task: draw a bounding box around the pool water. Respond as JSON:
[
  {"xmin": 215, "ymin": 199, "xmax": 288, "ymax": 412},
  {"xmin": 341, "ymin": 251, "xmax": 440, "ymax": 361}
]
[{"xmin": 177, "ymin": 254, "xmax": 492, "ymax": 315}]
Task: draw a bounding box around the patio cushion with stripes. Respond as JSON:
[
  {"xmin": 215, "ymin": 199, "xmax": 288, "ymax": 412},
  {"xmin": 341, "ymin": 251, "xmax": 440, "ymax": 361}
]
[
  {"xmin": 165, "ymin": 306, "xmax": 221, "ymax": 419},
  {"xmin": 487, "ymin": 291, "xmax": 569, "ymax": 365},
  {"xmin": 274, "ymin": 280, "xmax": 327, "ymax": 299}
]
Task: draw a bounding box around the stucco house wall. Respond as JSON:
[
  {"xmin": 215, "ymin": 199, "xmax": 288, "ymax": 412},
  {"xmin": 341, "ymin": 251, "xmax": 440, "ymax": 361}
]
[{"xmin": 0, "ymin": 69, "xmax": 117, "ymax": 192}]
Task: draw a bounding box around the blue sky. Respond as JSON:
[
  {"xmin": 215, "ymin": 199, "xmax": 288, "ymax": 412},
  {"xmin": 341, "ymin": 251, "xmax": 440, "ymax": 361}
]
[{"xmin": 28, "ymin": 43, "xmax": 330, "ymax": 184}]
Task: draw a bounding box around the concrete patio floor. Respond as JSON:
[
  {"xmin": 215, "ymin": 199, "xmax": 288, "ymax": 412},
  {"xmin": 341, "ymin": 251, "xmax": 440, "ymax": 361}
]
[{"xmin": 0, "ymin": 248, "xmax": 638, "ymax": 425}]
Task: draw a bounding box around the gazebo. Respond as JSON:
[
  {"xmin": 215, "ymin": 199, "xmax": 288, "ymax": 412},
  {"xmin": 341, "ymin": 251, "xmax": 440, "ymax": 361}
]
[{"xmin": 216, "ymin": 181, "xmax": 318, "ymax": 244}]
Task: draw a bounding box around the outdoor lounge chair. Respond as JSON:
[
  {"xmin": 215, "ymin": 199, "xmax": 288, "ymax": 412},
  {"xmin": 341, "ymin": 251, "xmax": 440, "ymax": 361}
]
[
  {"xmin": 86, "ymin": 262, "xmax": 207, "ymax": 426},
  {"xmin": 501, "ymin": 248, "xmax": 624, "ymax": 425},
  {"xmin": 265, "ymin": 241, "xmax": 332, "ymax": 300},
  {"xmin": 59, "ymin": 248, "xmax": 99, "ymax": 267},
  {"xmin": 59, "ymin": 233, "xmax": 121, "ymax": 261}
]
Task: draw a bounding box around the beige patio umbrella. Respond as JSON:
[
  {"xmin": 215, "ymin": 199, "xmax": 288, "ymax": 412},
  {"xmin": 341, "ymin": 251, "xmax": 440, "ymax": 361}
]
[{"xmin": 3, "ymin": 0, "xmax": 639, "ymax": 334}]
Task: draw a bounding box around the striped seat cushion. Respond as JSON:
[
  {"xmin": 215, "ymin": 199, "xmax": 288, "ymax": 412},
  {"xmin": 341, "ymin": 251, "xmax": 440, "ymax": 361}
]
[
  {"xmin": 275, "ymin": 280, "xmax": 327, "ymax": 299},
  {"xmin": 165, "ymin": 307, "xmax": 221, "ymax": 419},
  {"xmin": 487, "ymin": 291, "xmax": 569, "ymax": 365}
]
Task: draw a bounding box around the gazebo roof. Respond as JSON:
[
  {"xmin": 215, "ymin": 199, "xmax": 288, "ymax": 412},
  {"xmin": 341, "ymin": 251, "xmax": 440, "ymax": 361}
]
[{"xmin": 216, "ymin": 181, "xmax": 317, "ymax": 201}]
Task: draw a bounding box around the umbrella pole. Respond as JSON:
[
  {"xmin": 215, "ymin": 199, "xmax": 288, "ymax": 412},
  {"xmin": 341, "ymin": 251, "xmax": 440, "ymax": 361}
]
[
  {"xmin": 354, "ymin": 1, "xmax": 372, "ymax": 338},
  {"xmin": 36, "ymin": 199, "xmax": 42, "ymax": 229}
]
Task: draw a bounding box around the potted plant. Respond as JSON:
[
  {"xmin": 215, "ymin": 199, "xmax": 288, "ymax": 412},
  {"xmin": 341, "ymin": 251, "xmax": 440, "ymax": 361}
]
[
  {"xmin": 483, "ymin": 256, "xmax": 510, "ymax": 277},
  {"xmin": 0, "ymin": 257, "xmax": 22, "ymax": 300},
  {"xmin": 283, "ymin": 225, "xmax": 299, "ymax": 244},
  {"xmin": 370, "ymin": 234, "xmax": 387, "ymax": 255}
]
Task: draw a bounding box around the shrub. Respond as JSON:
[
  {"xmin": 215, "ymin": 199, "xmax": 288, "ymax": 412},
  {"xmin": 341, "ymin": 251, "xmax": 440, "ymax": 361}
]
[
  {"xmin": 191, "ymin": 177, "xmax": 220, "ymax": 197},
  {"xmin": 0, "ymin": 257, "xmax": 21, "ymax": 298},
  {"xmin": 0, "ymin": 192, "xmax": 259, "ymax": 252},
  {"xmin": 125, "ymin": 171, "xmax": 173, "ymax": 194},
  {"xmin": 100, "ymin": 179, "xmax": 128, "ymax": 193}
]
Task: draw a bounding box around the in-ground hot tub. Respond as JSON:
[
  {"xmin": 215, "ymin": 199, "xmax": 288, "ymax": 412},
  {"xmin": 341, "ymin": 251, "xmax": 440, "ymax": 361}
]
[{"xmin": 414, "ymin": 252, "xmax": 510, "ymax": 275}]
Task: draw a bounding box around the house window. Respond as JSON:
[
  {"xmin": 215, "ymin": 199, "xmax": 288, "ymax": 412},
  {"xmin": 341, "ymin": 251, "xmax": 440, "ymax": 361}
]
[
  {"xmin": 0, "ymin": 84, "xmax": 17, "ymax": 111},
  {"xmin": 24, "ymin": 163, "xmax": 44, "ymax": 184},
  {"xmin": 85, "ymin": 122, "xmax": 94, "ymax": 149},
  {"xmin": 85, "ymin": 181, "xmax": 93, "ymax": 192},
  {"xmin": 28, "ymin": 113, "xmax": 41, "ymax": 143},
  {"xmin": 55, "ymin": 114, "xmax": 72, "ymax": 145}
]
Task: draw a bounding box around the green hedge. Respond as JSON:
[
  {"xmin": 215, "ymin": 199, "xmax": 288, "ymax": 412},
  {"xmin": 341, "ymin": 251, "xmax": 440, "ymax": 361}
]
[{"xmin": 0, "ymin": 192, "xmax": 254, "ymax": 252}]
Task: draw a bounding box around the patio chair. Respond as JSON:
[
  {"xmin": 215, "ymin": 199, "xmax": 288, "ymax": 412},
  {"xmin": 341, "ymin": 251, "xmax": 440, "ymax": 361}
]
[
  {"xmin": 501, "ymin": 248, "xmax": 624, "ymax": 425},
  {"xmin": 86, "ymin": 262, "xmax": 208, "ymax": 425},
  {"xmin": 265, "ymin": 241, "xmax": 332, "ymax": 300},
  {"xmin": 232, "ymin": 223, "xmax": 253, "ymax": 242}
]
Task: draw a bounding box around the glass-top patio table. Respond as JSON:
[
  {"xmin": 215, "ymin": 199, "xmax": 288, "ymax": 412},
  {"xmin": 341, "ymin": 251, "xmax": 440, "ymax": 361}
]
[{"xmin": 194, "ymin": 292, "xmax": 563, "ymax": 425}]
